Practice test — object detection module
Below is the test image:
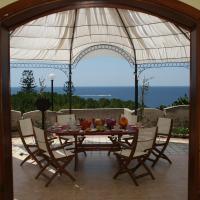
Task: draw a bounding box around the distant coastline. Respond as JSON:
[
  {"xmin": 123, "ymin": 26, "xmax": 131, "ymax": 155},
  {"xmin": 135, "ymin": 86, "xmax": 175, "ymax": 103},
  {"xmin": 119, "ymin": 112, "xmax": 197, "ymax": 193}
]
[{"xmin": 11, "ymin": 86, "xmax": 189, "ymax": 108}]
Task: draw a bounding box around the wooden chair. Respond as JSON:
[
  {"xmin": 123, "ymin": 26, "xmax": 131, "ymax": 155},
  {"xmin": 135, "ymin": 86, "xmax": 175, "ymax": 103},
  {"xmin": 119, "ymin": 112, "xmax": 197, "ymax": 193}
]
[
  {"xmin": 57, "ymin": 114, "xmax": 85, "ymax": 142},
  {"xmin": 18, "ymin": 118, "xmax": 43, "ymax": 168},
  {"xmin": 57, "ymin": 114, "xmax": 86, "ymax": 156},
  {"xmin": 108, "ymin": 114, "xmax": 138, "ymax": 155},
  {"xmin": 148, "ymin": 117, "xmax": 173, "ymax": 167},
  {"xmin": 33, "ymin": 127, "xmax": 75, "ymax": 187},
  {"xmin": 113, "ymin": 127, "xmax": 157, "ymax": 186},
  {"xmin": 57, "ymin": 114, "xmax": 76, "ymax": 143}
]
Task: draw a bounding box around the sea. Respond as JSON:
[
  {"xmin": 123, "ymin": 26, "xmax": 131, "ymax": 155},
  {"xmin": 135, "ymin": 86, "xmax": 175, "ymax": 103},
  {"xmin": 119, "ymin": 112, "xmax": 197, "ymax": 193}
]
[{"xmin": 11, "ymin": 86, "xmax": 189, "ymax": 108}]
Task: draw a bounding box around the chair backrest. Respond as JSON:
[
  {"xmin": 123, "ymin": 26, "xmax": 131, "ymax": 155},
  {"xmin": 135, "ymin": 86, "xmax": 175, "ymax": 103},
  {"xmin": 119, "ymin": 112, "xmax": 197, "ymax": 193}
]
[
  {"xmin": 126, "ymin": 131, "xmax": 139, "ymax": 159},
  {"xmin": 18, "ymin": 118, "xmax": 37, "ymax": 154},
  {"xmin": 157, "ymin": 117, "xmax": 172, "ymax": 135},
  {"xmin": 136, "ymin": 127, "xmax": 158, "ymax": 153},
  {"xmin": 34, "ymin": 127, "xmax": 48, "ymax": 152},
  {"xmin": 33, "ymin": 127, "xmax": 62, "ymax": 160},
  {"xmin": 57, "ymin": 114, "xmax": 76, "ymax": 126},
  {"xmin": 18, "ymin": 118, "xmax": 34, "ymax": 137},
  {"xmin": 128, "ymin": 115, "xmax": 138, "ymax": 125}
]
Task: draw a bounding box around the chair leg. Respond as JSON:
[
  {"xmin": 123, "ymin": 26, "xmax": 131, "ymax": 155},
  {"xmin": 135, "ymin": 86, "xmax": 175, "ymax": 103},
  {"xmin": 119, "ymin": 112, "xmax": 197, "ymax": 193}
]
[
  {"xmin": 131, "ymin": 160, "xmax": 142, "ymax": 173},
  {"xmin": 45, "ymin": 165, "xmax": 75, "ymax": 187},
  {"xmin": 160, "ymin": 153, "xmax": 172, "ymax": 164},
  {"xmin": 150, "ymin": 146, "xmax": 172, "ymax": 167},
  {"xmin": 107, "ymin": 150, "xmax": 112, "ymax": 156},
  {"xmin": 107, "ymin": 137, "xmax": 117, "ymax": 156},
  {"xmin": 20, "ymin": 151, "xmax": 43, "ymax": 169},
  {"xmin": 59, "ymin": 137, "xmax": 64, "ymax": 145},
  {"xmin": 35, "ymin": 161, "xmax": 50, "ymax": 179},
  {"xmin": 60, "ymin": 168, "xmax": 76, "ymax": 181},
  {"xmin": 151, "ymin": 148, "xmax": 172, "ymax": 167},
  {"xmin": 127, "ymin": 169, "xmax": 139, "ymax": 186},
  {"xmin": 45, "ymin": 170, "xmax": 60, "ymax": 187},
  {"xmin": 113, "ymin": 155, "xmax": 139, "ymax": 185},
  {"xmin": 142, "ymin": 161, "xmax": 155, "ymax": 180},
  {"xmin": 83, "ymin": 151, "xmax": 87, "ymax": 157},
  {"xmin": 113, "ymin": 164, "xmax": 138, "ymax": 186},
  {"xmin": 20, "ymin": 154, "xmax": 31, "ymax": 166},
  {"xmin": 54, "ymin": 156, "xmax": 76, "ymax": 182},
  {"xmin": 113, "ymin": 169, "xmax": 124, "ymax": 179},
  {"xmin": 32, "ymin": 153, "xmax": 45, "ymax": 169},
  {"xmin": 78, "ymin": 137, "xmax": 87, "ymax": 157},
  {"xmin": 113, "ymin": 155, "xmax": 126, "ymax": 178}
]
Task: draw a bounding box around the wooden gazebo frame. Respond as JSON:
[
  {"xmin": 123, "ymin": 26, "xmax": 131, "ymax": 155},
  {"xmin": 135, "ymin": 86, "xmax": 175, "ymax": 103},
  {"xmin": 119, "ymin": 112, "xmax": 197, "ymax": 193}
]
[{"xmin": 0, "ymin": 1, "xmax": 200, "ymax": 200}]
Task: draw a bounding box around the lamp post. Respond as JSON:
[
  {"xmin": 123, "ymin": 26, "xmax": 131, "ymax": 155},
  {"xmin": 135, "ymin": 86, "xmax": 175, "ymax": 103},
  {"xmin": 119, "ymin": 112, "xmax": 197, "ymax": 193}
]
[{"xmin": 48, "ymin": 73, "xmax": 56, "ymax": 111}]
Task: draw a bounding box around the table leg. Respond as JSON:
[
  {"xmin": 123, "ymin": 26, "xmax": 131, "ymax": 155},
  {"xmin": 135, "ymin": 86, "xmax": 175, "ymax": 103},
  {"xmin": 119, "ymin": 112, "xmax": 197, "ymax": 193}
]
[
  {"xmin": 117, "ymin": 134, "xmax": 122, "ymax": 150},
  {"xmin": 74, "ymin": 135, "xmax": 78, "ymax": 171}
]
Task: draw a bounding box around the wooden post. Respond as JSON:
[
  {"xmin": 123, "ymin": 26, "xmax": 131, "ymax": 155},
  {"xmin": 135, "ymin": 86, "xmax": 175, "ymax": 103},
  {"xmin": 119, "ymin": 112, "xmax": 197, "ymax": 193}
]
[
  {"xmin": 0, "ymin": 24, "xmax": 13, "ymax": 200},
  {"xmin": 134, "ymin": 64, "xmax": 138, "ymax": 114},
  {"xmin": 189, "ymin": 23, "xmax": 200, "ymax": 200}
]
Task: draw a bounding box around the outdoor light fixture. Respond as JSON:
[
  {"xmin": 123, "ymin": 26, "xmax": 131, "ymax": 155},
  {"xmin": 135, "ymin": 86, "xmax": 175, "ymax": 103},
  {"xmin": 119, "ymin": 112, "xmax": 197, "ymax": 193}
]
[{"xmin": 48, "ymin": 73, "xmax": 56, "ymax": 111}]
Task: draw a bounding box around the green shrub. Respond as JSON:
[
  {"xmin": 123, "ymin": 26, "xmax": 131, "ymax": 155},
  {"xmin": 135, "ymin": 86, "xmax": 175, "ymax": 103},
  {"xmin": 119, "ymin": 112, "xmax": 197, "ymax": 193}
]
[
  {"xmin": 172, "ymin": 94, "xmax": 189, "ymax": 106},
  {"xmin": 11, "ymin": 92, "xmax": 136, "ymax": 113},
  {"xmin": 173, "ymin": 127, "xmax": 189, "ymax": 136}
]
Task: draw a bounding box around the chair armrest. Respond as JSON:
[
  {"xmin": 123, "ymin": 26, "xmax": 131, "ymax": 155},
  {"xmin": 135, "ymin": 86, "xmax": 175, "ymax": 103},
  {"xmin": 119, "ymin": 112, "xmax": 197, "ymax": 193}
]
[
  {"xmin": 51, "ymin": 142, "xmax": 73, "ymax": 151},
  {"xmin": 115, "ymin": 140, "xmax": 131, "ymax": 149},
  {"xmin": 47, "ymin": 133, "xmax": 57, "ymax": 140},
  {"xmin": 122, "ymin": 136, "xmax": 134, "ymax": 140}
]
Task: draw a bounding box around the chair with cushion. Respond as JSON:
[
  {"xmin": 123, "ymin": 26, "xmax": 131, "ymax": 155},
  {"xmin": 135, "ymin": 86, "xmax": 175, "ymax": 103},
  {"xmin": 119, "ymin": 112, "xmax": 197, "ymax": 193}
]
[
  {"xmin": 34, "ymin": 127, "xmax": 75, "ymax": 187},
  {"xmin": 148, "ymin": 117, "xmax": 173, "ymax": 167},
  {"xmin": 18, "ymin": 118, "xmax": 43, "ymax": 168},
  {"xmin": 108, "ymin": 114, "xmax": 138, "ymax": 155},
  {"xmin": 57, "ymin": 114, "xmax": 86, "ymax": 155},
  {"xmin": 57, "ymin": 114, "xmax": 76, "ymax": 144},
  {"xmin": 113, "ymin": 127, "xmax": 157, "ymax": 186}
]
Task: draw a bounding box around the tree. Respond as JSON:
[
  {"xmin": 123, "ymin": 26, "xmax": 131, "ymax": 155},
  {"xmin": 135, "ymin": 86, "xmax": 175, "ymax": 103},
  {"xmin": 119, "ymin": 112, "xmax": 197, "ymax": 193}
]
[
  {"xmin": 63, "ymin": 80, "xmax": 75, "ymax": 95},
  {"xmin": 20, "ymin": 70, "xmax": 36, "ymax": 92},
  {"xmin": 172, "ymin": 94, "xmax": 189, "ymax": 106},
  {"xmin": 138, "ymin": 77, "xmax": 153, "ymax": 121},
  {"xmin": 38, "ymin": 77, "xmax": 46, "ymax": 95}
]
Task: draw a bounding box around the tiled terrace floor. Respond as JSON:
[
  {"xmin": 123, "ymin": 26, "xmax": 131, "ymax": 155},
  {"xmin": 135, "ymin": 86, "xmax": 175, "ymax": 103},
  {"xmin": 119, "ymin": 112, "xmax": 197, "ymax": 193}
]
[{"xmin": 13, "ymin": 137, "xmax": 188, "ymax": 200}]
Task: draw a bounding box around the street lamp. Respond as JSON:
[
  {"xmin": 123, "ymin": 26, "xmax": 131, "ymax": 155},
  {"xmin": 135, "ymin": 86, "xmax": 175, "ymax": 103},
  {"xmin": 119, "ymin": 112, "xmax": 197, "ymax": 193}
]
[{"xmin": 48, "ymin": 73, "xmax": 56, "ymax": 111}]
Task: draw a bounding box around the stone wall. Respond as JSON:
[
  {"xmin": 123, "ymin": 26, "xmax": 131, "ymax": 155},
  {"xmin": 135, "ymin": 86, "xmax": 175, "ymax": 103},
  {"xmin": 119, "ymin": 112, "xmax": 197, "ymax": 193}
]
[
  {"xmin": 59, "ymin": 108, "xmax": 124, "ymax": 121},
  {"xmin": 11, "ymin": 105, "xmax": 189, "ymax": 133},
  {"xmin": 11, "ymin": 110, "xmax": 22, "ymax": 131},
  {"xmin": 22, "ymin": 110, "xmax": 57, "ymax": 127},
  {"xmin": 164, "ymin": 105, "xmax": 189, "ymax": 128},
  {"xmin": 140, "ymin": 108, "xmax": 165, "ymax": 127}
]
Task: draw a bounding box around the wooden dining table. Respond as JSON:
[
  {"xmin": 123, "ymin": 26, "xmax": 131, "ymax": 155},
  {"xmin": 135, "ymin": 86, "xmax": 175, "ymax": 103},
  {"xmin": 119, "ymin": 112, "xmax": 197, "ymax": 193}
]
[{"xmin": 48, "ymin": 127, "xmax": 138, "ymax": 170}]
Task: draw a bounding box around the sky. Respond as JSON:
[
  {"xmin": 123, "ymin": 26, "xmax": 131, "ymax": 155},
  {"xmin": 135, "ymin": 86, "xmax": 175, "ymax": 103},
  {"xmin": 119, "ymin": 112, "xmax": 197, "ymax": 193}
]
[{"xmin": 10, "ymin": 55, "xmax": 189, "ymax": 88}]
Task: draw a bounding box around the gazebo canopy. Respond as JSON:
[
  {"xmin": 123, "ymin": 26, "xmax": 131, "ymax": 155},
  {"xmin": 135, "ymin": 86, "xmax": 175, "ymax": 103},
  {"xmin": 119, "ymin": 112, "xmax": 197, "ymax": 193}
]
[{"xmin": 10, "ymin": 7, "xmax": 190, "ymax": 70}]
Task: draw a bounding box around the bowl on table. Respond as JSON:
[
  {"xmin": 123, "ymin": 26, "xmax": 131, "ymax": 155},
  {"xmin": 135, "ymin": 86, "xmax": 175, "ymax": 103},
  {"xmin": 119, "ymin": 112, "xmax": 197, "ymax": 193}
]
[
  {"xmin": 79, "ymin": 119, "xmax": 92, "ymax": 130},
  {"xmin": 105, "ymin": 118, "xmax": 116, "ymax": 130},
  {"xmin": 119, "ymin": 116, "xmax": 128, "ymax": 129}
]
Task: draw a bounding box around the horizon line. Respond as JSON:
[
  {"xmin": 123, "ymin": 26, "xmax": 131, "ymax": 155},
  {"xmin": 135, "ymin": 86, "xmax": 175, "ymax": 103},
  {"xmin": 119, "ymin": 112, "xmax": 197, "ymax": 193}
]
[{"xmin": 11, "ymin": 85, "xmax": 189, "ymax": 88}]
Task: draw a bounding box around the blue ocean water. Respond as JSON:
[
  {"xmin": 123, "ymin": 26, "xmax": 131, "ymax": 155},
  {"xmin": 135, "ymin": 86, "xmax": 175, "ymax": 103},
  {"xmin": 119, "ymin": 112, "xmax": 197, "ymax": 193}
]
[{"xmin": 11, "ymin": 86, "xmax": 189, "ymax": 108}]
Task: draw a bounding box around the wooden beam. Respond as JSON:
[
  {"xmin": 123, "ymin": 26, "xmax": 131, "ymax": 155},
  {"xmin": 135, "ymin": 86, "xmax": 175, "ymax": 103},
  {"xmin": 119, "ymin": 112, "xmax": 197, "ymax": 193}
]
[
  {"xmin": 0, "ymin": 0, "xmax": 198, "ymax": 30},
  {"xmin": 0, "ymin": 25, "xmax": 13, "ymax": 200}
]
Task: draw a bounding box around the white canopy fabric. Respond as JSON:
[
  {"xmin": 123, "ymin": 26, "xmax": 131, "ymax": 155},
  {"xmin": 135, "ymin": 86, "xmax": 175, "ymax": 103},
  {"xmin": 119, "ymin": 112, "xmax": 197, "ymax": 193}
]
[{"xmin": 10, "ymin": 7, "xmax": 190, "ymax": 68}]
